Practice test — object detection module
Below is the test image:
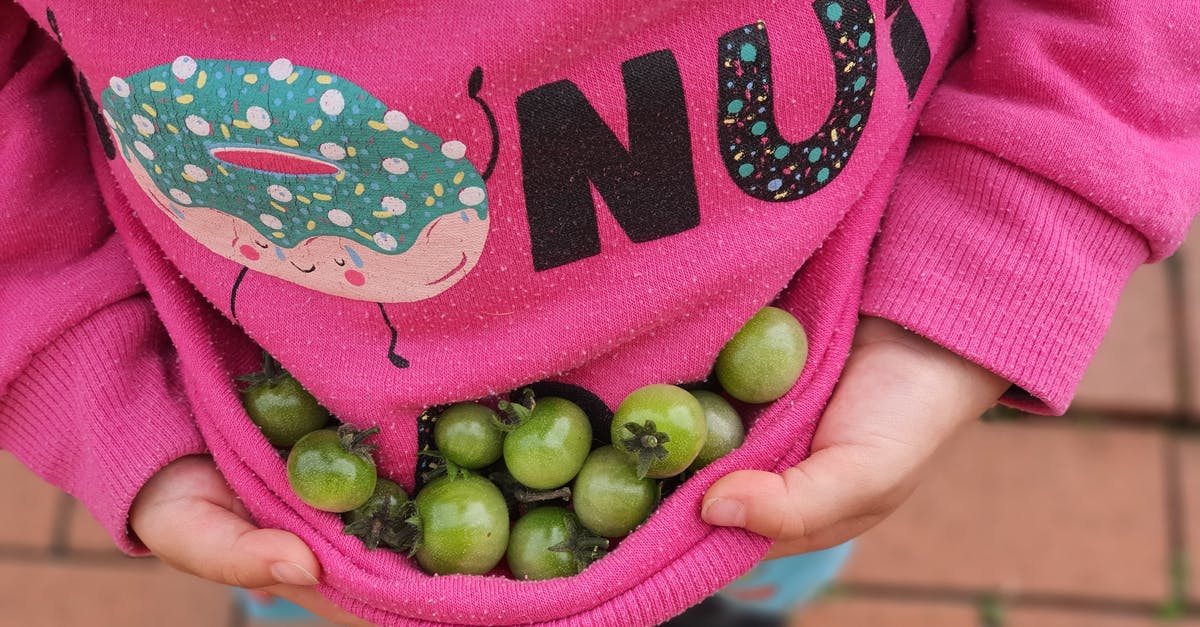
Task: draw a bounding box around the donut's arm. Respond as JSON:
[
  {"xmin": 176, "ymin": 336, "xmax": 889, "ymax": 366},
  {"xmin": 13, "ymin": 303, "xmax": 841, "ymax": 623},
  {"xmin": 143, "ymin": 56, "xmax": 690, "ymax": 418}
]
[
  {"xmin": 861, "ymin": 0, "xmax": 1200, "ymax": 415},
  {"xmin": 0, "ymin": 2, "xmax": 206, "ymax": 554}
]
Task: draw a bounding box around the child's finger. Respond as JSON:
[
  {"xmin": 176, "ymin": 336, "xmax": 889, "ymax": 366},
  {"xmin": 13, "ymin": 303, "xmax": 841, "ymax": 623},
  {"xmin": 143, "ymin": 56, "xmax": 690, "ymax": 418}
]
[
  {"xmin": 700, "ymin": 444, "xmax": 903, "ymax": 557},
  {"xmin": 131, "ymin": 456, "xmax": 322, "ymax": 590}
]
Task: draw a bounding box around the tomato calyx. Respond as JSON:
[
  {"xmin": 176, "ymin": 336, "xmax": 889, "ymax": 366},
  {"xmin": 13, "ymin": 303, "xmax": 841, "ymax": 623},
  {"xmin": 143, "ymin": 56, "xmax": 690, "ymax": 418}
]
[
  {"xmin": 390, "ymin": 509, "xmax": 424, "ymax": 558},
  {"xmin": 342, "ymin": 490, "xmax": 417, "ymax": 551},
  {"xmin": 417, "ymin": 450, "xmax": 464, "ymax": 484},
  {"xmin": 547, "ymin": 513, "xmax": 610, "ymax": 572},
  {"xmin": 618, "ymin": 420, "xmax": 672, "ymax": 480}
]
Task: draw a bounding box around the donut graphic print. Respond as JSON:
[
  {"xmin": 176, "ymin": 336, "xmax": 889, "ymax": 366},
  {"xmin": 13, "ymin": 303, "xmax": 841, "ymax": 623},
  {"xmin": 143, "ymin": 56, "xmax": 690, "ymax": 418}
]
[{"xmin": 100, "ymin": 57, "xmax": 491, "ymax": 303}]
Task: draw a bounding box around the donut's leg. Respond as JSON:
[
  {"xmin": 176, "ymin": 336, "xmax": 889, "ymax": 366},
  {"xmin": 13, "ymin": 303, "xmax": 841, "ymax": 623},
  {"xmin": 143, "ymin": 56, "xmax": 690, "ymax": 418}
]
[
  {"xmin": 376, "ymin": 303, "xmax": 410, "ymax": 369},
  {"xmin": 230, "ymin": 266, "xmax": 249, "ymax": 320},
  {"xmin": 467, "ymin": 67, "xmax": 500, "ymax": 181}
]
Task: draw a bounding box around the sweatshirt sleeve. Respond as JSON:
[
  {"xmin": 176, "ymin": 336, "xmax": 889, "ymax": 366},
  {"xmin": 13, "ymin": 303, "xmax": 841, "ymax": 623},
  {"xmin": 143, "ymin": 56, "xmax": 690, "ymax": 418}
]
[
  {"xmin": 0, "ymin": 2, "xmax": 206, "ymax": 553},
  {"xmin": 862, "ymin": 0, "xmax": 1200, "ymax": 415}
]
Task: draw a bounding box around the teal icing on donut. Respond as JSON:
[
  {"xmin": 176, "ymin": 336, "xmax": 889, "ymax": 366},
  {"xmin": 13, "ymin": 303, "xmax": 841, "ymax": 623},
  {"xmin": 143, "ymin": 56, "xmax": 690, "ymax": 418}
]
[{"xmin": 100, "ymin": 58, "xmax": 488, "ymax": 256}]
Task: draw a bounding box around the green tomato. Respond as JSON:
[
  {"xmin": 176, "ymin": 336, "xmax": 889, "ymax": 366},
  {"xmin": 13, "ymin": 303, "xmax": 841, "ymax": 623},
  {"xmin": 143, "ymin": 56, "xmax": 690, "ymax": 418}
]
[
  {"xmin": 687, "ymin": 390, "xmax": 746, "ymax": 471},
  {"xmin": 610, "ymin": 384, "xmax": 707, "ymax": 479},
  {"xmin": 573, "ymin": 446, "xmax": 658, "ymax": 538},
  {"xmin": 503, "ymin": 397, "xmax": 592, "ymax": 490},
  {"xmin": 715, "ymin": 306, "xmax": 808, "ymax": 403},
  {"xmin": 507, "ymin": 506, "xmax": 583, "ymax": 581},
  {"xmin": 414, "ymin": 474, "xmax": 510, "ymax": 575},
  {"xmin": 287, "ymin": 428, "xmax": 377, "ymax": 513},
  {"xmin": 241, "ymin": 374, "xmax": 330, "ymax": 448},
  {"xmin": 434, "ymin": 402, "xmax": 504, "ymax": 469}
]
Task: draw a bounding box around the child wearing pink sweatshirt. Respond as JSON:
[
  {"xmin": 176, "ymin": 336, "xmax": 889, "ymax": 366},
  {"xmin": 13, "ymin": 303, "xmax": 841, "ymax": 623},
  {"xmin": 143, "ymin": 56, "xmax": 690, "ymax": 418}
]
[{"xmin": 1, "ymin": 0, "xmax": 1196, "ymax": 624}]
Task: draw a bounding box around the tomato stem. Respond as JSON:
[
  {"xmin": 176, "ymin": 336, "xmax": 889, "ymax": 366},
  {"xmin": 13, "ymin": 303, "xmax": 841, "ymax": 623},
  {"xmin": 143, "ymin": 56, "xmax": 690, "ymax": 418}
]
[
  {"xmin": 495, "ymin": 400, "xmax": 530, "ymax": 431},
  {"xmin": 514, "ymin": 485, "xmax": 571, "ymax": 504},
  {"xmin": 262, "ymin": 351, "xmax": 282, "ymax": 380},
  {"xmin": 235, "ymin": 351, "xmax": 288, "ymax": 387},
  {"xmin": 338, "ymin": 424, "xmax": 381, "ymax": 457}
]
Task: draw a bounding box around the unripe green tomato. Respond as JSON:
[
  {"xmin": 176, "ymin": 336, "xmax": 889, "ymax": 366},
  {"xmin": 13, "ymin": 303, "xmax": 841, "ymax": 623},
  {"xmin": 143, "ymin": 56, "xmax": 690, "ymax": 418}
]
[
  {"xmin": 287, "ymin": 429, "xmax": 377, "ymax": 513},
  {"xmin": 610, "ymin": 384, "xmax": 707, "ymax": 479},
  {"xmin": 715, "ymin": 306, "xmax": 808, "ymax": 403},
  {"xmin": 506, "ymin": 506, "xmax": 581, "ymax": 581},
  {"xmin": 241, "ymin": 375, "xmax": 330, "ymax": 448},
  {"xmin": 413, "ymin": 474, "xmax": 510, "ymax": 575},
  {"xmin": 573, "ymin": 446, "xmax": 659, "ymax": 538},
  {"xmin": 503, "ymin": 397, "xmax": 593, "ymax": 490},
  {"xmin": 687, "ymin": 390, "xmax": 746, "ymax": 471},
  {"xmin": 434, "ymin": 402, "xmax": 503, "ymax": 469}
]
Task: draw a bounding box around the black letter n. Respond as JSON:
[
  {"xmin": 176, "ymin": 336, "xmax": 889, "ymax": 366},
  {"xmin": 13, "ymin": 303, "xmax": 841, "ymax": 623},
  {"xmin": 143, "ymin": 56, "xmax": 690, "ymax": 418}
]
[{"xmin": 517, "ymin": 50, "xmax": 700, "ymax": 271}]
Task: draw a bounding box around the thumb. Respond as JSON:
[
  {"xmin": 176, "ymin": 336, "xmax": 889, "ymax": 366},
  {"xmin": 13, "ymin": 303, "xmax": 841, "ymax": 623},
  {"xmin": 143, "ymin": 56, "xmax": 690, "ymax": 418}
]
[
  {"xmin": 131, "ymin": 456, "xmax": 322, "ymax": 589},
  {"xmin": 700, "ymin": 446, "xmax": 898, "ymax": 558}
]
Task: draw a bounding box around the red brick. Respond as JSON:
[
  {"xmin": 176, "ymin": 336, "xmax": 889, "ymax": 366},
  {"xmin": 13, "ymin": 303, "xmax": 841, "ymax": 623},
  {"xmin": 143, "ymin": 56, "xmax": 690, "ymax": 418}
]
[
  {"xmin": 793, "ymin": 596, "xmax": 977, "ymax": 627},
  {"xmin": 841, "ymin": 420, "xmax": 1170, "ymax": 603},
  {"xmin": 66, "ymin": 498, "xmax": 121, "ymax": 554},
  {"xmin": 1182, "ymin": 437, "xmax": 1200, "ymax": 604},
  {"xmin": 0, "ymin": 452, "xmax": 61, "ymax": 551},
  {"xmin": 1073, "ymin": 262, "xmax": 1176, "ymax": 415},
  {"xmin": 1006, "ymin": 608, "xmax": 1200, "ymax": 627},
  {"xmin": 0, "ymin": 559, "xmax": 233, "ymax": 627}
]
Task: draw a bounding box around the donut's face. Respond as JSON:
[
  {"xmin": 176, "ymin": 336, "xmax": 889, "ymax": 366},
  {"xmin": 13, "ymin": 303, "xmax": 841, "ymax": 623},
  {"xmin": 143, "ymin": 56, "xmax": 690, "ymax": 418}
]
[{"xmin": 100, "ymin": 57, "xmax": 490, "ymax": 302}]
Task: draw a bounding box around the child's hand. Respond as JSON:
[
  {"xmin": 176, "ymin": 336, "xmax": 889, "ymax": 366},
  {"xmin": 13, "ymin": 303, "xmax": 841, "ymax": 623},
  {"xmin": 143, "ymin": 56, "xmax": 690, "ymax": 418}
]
[
  {"xmin": 129, "ymin": 455, "xmax": 370, "ymax": 625},
  {"xmin": 701, "ymin": 316, "xmax": 1009, "ymax": 559}
]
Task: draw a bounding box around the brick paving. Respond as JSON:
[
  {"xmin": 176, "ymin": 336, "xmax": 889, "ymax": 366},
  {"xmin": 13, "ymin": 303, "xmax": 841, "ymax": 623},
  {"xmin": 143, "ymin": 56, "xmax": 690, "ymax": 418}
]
[
  {"xmin": 3, "ymin": 244, "xmax": 1198, "ymax": 626},
  {"xmin": 1073, "ymin": 263, "xmax": 1178, "ymax": 415},
  {"xmin": 839, "ymin": 421, "xmax": 1170, "ymax": 603}
]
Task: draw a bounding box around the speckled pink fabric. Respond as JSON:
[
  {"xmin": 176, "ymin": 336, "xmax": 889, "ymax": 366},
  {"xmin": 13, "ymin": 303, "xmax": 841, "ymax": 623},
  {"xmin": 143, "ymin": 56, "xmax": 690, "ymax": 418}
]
[{"xmin": 2, "ymin": 0, "xmax": 1198, "ymax": 624}]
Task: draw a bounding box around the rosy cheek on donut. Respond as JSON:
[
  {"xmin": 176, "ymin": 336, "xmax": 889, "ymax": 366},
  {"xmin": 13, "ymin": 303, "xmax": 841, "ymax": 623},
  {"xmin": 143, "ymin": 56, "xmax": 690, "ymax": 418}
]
[
  {"xmin": 239, "ymin": 244, "xmax": 261, "ymax": 261},
  {"xmin": 344, "ymin": 269, "xmax": 365, "ymax": 286}
]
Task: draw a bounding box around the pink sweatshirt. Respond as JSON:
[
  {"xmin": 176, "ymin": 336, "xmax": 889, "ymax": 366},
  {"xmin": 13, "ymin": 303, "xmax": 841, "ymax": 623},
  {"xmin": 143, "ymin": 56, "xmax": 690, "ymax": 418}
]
[{"xmin": 1, "ymin": 0, "xmax": 1197, "ymax": 624}]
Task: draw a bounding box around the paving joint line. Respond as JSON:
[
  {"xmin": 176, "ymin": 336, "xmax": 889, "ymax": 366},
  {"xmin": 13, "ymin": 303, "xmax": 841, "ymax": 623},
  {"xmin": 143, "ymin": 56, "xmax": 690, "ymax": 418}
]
[
  {"xmin": 1163, "ymin": 252, "xmax": 1192, "ymax": 617},
  {"xmin": 1164, "ymin": 252, "xmax": 1194, "ymax": 424},
  {"xmin": 0, "ymin": 545, "xmax": 145, "ymax": 567},
  {"xmin": 837, "ymin": 581, "xmax": 1196, "ymax": 618},
  {"xmin": 49, "ymin": 491, "xmax": 75, "ymax": 558},
  {"xmin": 996, "ymin": 408, "xmax": 1200, "ymax": 435}
]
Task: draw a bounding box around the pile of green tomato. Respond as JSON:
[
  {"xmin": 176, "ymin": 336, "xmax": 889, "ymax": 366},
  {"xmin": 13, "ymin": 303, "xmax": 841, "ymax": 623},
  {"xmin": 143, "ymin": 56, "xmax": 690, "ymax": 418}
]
[{"xmin": 239, "ymin": 306, "xmax": 807, "ymax": 580}]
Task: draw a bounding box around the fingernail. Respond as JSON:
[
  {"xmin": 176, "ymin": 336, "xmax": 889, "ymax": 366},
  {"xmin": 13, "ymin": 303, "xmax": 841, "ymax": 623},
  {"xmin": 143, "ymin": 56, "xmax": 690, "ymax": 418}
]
[
  {"xmin": 270, "ymin": 561, "xmax": 319, "ymax": 586},
  {"xmin": 701, "ymin": 498, "xmax": 746, "ymax": 527}
]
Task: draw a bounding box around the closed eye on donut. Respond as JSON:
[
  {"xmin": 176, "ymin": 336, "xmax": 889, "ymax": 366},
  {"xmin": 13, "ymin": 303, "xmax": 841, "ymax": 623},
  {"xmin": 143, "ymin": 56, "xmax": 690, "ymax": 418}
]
[
  {"xmin": 253, "ymin": 239, "xmax": 270, "ymax": 249},
  {"xmin": 334, "ymin": 258, "xmax": 346, "ymax": 267}
]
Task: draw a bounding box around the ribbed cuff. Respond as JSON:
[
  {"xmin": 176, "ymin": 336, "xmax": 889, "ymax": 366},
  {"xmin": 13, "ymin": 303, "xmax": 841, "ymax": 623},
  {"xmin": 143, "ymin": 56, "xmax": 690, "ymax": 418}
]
[
  {"xmin": 0, "ymin": 297, "xmax": 206, "ymax": 554},
  {"xmin": 862, "ymin": 139, "xmax": 1149, "ymax": 415}
]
